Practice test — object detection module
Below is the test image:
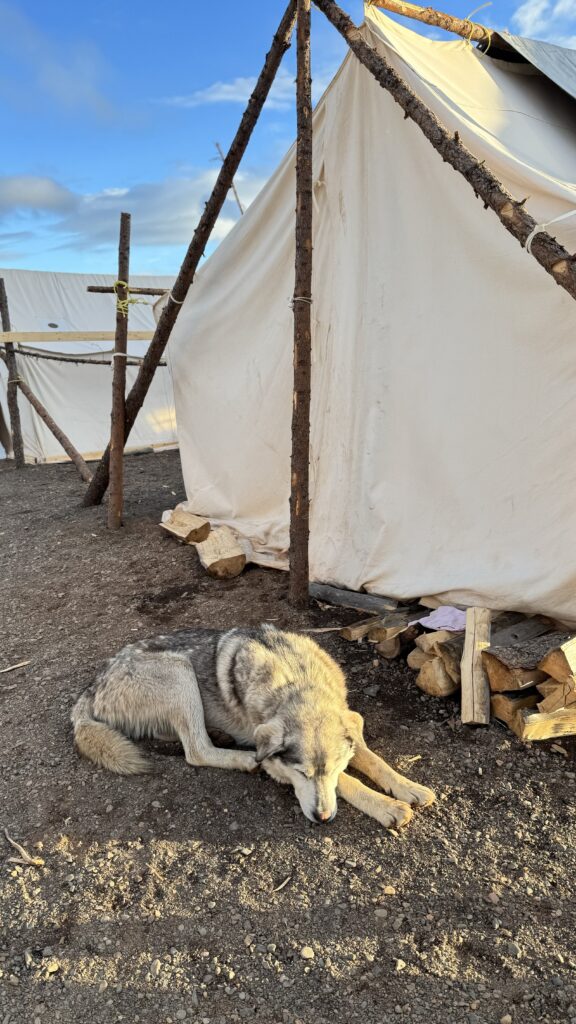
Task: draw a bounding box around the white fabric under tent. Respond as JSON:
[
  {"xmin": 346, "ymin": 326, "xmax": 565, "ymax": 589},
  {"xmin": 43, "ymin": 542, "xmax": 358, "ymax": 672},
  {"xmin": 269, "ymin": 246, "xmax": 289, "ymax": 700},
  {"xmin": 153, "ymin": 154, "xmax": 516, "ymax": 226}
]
[
  {"xmin": 165, "ymin": 7, "xmax": 576, "ymax": 622},
  {"xmin": 0, "ymin": 268, "xmax": 177, "ymax": 463}
]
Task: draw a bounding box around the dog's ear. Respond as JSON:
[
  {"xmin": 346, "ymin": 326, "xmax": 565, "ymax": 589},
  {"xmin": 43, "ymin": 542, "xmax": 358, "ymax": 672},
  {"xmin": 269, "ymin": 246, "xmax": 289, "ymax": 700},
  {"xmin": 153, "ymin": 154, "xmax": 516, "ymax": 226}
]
[
  {"xmin": 344, "ymin": 710, "xmax": 365, "ymax": 748},
  {"xmin": 254, "ymin": 719, "xmax": 285, "ymax": 763}
]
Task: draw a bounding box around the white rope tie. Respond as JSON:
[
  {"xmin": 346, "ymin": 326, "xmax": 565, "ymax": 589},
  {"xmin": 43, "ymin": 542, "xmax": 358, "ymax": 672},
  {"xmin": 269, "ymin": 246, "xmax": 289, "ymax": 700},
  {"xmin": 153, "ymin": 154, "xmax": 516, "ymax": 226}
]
[
  {"xmin": 112, "ymin": 352, "xmax": 128, "ymax": 359},
  {"xmin": 526, "ymin": 208, "xmax": 576, "ymax": 254},
  {"xmin": 169, "ymin": 292, "xmax": 185, "ymax": 305},
  {"xmin": 292, "ymin": 296, "xmax": 313, "ymax": 308}
]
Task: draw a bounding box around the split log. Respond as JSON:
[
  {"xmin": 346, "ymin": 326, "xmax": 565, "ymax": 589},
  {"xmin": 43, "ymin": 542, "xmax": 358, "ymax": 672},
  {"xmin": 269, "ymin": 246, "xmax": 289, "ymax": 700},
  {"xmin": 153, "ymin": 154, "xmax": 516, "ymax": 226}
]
[
  {"xmin": 417, "ymin": 657, "xmax": 459, "ymax": 697},
  {"xmin": 461, "ymin": 608, "xmax": 491, "ymax": 725},
  {"xmin": 161, "ymin": 509, "xmax": 211, "ymax": 544},
  {"xmin": 537, "ymin": 678, "xmax": 576, "ymax": 714},
  {"xmin": 289, "ymin": 0, "xmax": 314, "ymax": 608},
  {"xmin": 491, "ymin": 690, "xmax": 540, "ymax": 729},
  {"xmin": 0, "ymin": 278, "xmax": 25, "ymax": 468},
  {"xmin": 194, "ymin": 526, "xmax": 247, "ymax": 579},
  {"xmin": 375, "ymin": 635, "xmax": 401, "ymax": 659},
  {"xmin": 340, "ymin": 612, "xmax": 406, "ymax": 641},
  {"xmin": 313, "ymin": 0, "xmax": 576, "ymax": 300},
  {"xmin": 367, "ymin": 621, "xmax": 416, "ymax": 644},
  {"xmin": 309, "ymin": 584, "xmax": 397, "ymax": 613},
  {"xmin": 538, "ymin": 635, "xmax": 576, "ymax": 685},
  {"xmin": 415, "ymin": 630, "xmax": 453, "ymax": 655},
  {"xmin": 482, "ymin": 632, "xmax": 573, "ymax": 692},
  {"xmin": 82, "ymin": 0, "xmax": 298, "ymax": 508},
  {"xmin": 407, "ymin": 648, "xmax": 433, "ymax": 671},
  {"xmin": 510, "ymin": 706, "xmax": 576, "ymax": 742}
]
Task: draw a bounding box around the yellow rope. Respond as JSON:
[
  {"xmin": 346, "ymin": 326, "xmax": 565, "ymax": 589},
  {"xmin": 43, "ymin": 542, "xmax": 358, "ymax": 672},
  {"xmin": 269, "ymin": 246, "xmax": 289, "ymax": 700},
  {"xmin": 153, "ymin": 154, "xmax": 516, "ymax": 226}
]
[{"xmin": 113, "ymin": 280, "xmax": 154, "ymax": 318}]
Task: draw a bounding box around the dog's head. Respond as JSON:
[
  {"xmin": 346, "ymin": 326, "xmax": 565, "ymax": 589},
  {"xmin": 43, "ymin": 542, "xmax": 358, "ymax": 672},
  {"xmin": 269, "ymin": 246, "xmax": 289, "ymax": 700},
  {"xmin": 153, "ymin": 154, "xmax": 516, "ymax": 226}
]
[{"xmin": 254, "ymin": 709, "xmax": 364, "ymax": 824}]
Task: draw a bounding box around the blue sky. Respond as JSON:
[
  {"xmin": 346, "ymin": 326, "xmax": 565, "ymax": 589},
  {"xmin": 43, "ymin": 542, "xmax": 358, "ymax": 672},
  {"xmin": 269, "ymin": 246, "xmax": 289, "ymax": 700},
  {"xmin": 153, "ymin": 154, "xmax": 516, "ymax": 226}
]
[{"xmin": 1, "ymin": 0, "xmax": 575, "ymax": 275}]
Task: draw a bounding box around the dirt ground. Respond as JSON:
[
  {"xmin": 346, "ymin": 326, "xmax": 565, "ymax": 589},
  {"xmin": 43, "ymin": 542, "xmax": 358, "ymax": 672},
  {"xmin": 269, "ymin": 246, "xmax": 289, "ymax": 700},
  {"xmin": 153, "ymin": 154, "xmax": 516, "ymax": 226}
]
[{"xmin": 1, "ymin": 451, "xmax": 575, "ymax": 1024}]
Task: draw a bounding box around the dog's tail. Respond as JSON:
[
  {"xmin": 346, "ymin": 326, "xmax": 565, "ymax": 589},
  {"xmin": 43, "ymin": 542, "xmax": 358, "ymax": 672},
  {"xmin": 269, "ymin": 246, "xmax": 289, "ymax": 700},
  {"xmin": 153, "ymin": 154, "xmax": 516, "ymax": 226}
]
[{"xmin": 71, "ymin": 692, "xmax": 149, "ymax": 775}]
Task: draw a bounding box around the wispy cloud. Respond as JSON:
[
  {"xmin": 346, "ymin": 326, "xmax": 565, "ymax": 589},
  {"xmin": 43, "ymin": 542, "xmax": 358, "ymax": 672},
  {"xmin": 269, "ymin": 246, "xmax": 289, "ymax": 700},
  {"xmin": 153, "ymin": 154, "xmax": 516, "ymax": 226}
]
[
  {"xmin": 512, "ymin": 0, "xmax": 576, "ymax": 39},
  {"xmin": 0, "ymin": 168, "xmax": 267, "ymax": 261},
  {"xmin": 159, "ymin": 65, "xmax": 337, "ymax": 112},
  {"xmin": 0, "ymin": 1, "xmax": 113, "ymax": 118}
]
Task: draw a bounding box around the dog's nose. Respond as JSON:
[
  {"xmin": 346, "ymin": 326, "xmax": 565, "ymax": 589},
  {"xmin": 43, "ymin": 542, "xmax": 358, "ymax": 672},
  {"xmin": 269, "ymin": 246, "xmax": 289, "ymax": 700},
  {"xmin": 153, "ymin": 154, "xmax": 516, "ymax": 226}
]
[{"xmin": 314, "ymin": 809, "xmax": 333, "ymax": 823}]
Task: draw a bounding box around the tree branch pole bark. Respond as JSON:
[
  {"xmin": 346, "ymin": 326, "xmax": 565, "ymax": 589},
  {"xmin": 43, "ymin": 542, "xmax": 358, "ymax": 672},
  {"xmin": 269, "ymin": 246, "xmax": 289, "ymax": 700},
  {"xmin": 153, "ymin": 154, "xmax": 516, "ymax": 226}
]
[
  {"xmin": 0, "ymin": 352, "xmax": 92, "ymax": 483},
  {"xmin": 107, "ymin": 212, "xmax": 131, "ymax": 530},
  {"xmin": 289, "ymin": 0, "xmax": 314, "ymax": 609},
  {"xmin": 86, "ymin": 286, "xmax": 167, "ymax": 296},
  {"xmin": 366, "ymin": 0, "xmax": 509, "ymax": 49},
  {"xmin": 82, "ymin": 0, "xmax": 298, "ymax": 507},
  {"xmin": 0, "ymin": 278, "xmax": 25, "ymax": 468},
  {"xmin": 313, "ymin": 0, "xmax": 576, "ymax": 301}
]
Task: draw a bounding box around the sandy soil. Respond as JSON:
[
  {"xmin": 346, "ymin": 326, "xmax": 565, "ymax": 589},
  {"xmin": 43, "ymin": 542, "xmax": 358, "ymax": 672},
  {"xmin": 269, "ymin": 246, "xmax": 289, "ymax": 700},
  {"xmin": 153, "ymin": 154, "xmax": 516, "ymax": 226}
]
[{"xmin": 1, "ymin": 451, "xmax": 575, "ymax": 1024}]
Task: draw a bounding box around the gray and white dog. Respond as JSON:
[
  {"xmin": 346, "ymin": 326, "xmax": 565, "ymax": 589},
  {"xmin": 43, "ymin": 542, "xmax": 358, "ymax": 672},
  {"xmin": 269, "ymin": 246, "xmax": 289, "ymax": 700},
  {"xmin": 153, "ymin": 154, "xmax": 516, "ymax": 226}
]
[{"xmin": 72, "ymin": 625, "xmax": 435, "ymax": 828}]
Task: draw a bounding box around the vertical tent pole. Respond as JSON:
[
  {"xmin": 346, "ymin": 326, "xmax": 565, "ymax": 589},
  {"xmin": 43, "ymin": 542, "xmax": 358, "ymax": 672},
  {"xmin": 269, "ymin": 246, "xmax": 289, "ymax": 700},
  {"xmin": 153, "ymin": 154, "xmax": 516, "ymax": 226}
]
[
  {"xmin": 0, "ymin": 278, "xmax": 25, "ymax": 468},
  {"xmin": 108, "ymin": 212, "xmax": 131, "ymax": 530},
  {"xmin": 289, "ymin": 0, "xmax": 314, "ymax": 608},
  {"xmin": 82, "ymin": 0, "xmax": 298, "ymax": 508}
]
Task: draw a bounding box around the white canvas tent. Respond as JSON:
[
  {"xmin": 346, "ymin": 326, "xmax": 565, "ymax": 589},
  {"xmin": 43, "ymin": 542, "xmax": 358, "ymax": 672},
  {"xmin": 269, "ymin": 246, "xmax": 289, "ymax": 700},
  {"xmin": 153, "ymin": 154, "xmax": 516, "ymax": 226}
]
[
  {"xmin": 0, "ymin": 268, "xmax": 177, "ymax": 463},
  {"xmin": 166, "ymin": 7, "xmax": 576, "ymax": 622}
]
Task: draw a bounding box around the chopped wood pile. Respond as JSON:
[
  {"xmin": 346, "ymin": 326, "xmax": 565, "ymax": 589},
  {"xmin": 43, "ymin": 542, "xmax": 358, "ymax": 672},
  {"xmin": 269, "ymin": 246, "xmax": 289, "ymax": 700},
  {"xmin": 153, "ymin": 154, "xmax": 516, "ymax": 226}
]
[{"xmin": 338, "ymin": 600, "xmax": 576, "ymax": 743}]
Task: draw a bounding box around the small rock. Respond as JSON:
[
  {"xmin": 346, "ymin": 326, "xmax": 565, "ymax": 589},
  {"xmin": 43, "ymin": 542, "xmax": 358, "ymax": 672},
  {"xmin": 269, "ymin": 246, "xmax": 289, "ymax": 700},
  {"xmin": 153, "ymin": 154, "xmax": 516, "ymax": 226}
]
[
  {"xmin": 176, "ymin": 1011, "xmax": 187, "ymax": 1021},
  {"xmin": 500, "ymin": 1016, "xmax": 513, "ymax": 1024},
  {"xmin": 151, "ymin": 801, "xmax": 161, "ymax": 809},
  {"xmin": 98, "ymin": 981, "xmax": 108, "ymax": 993},
  {"xmin": 374, "ymin": 909, "xmax": 388, "ymax": 918},
  {"xmin": 45, "ymin": 960, "xmax": 60, "ymax": 975},
  {"xmin": 383, "ymin": 885, "xmax": 396, "ymax": 896},
  {"xmin": 150, "ymin": 958, "xmax": 161, "ymax": 978},
  {"xmin": 486, "ymin": 892, "xmax": 500, "ymax": 905},
  {"xmin": 507, "ymin": 941, "xmax": 522, "ymax": 959},
  {"xmin": 300, "ymin": 946, "xmax": 315, "ymax": 960},
  {"xmin": 395, "ymin": 959, "xmax": 406, "ymax": 972}
]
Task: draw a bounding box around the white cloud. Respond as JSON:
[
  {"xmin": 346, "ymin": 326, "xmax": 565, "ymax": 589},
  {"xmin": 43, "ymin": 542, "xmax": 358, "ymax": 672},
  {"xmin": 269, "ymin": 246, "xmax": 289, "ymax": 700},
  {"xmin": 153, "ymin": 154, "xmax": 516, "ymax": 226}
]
[
  {"xmin": 0, "ymin": 176, "xmax": 77, "ymax": 213},
  {"xmin": 512, "ymin": 0, "xmax": 576, "ymax": 38},
  {"xmin": 160, "ymin": 63, "xmax": 337, "ymax": 112}
]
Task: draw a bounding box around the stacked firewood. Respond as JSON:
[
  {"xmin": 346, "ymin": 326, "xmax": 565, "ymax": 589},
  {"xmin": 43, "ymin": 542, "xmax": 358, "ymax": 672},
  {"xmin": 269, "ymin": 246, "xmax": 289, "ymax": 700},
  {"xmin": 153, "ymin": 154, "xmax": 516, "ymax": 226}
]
[
  {"xmin": 340, "ymin": 607, "xmax": 576, "ymax": 742},
  {"xmin": 160, "ymin": 508, "xmax": 248, "ymax": 579}
]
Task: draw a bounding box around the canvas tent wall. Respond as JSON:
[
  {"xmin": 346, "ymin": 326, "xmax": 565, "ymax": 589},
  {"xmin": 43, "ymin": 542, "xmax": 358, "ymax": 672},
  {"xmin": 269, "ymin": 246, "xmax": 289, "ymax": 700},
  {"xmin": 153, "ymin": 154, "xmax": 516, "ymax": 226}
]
[
  {"xmin": 0, "ymin": 268, "xmax": 177, "ymax": 463},
  {"xmin": 165, "ymin": 6, "xmax": 576, "ymax": 623}
]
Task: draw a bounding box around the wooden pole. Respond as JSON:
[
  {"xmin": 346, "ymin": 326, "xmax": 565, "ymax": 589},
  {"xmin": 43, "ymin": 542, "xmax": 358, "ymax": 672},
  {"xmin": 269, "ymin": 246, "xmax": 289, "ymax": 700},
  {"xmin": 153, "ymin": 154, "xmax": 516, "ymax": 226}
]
[
  {"xmin": 86, "ymin": 285, "xmax": 166, "ymax": 296},
  {"xmin": 107, "ymin": 212, "xmax": 131, "ymax": 530},
  {"xmin": 216, "ymin": 142, "xmax": 245, "ymax": 215},
  {"xmin": 0, "ymin": 352, "xmax": 92, "ymax": 483},
  {"xmin": 366, "ymin": 0, "xmax": 510, "ymax": 50},
  {"xmin": 0, "ymin": 279, "xmax": 25, "ymax": 468},
  {"xmin": 461, "ymin": 607, "xmax": 491, "ymax": 725},
  {"xmin": 313, "ymin": 0, "xmax": 576, "ymax": 301},
  {"xmin": 82, "ymin": 0, "xmax": 298, "ymax": 508},
  {"xmin": 289, "ymin": 0, "xmax": 314, "ymax": 609}
]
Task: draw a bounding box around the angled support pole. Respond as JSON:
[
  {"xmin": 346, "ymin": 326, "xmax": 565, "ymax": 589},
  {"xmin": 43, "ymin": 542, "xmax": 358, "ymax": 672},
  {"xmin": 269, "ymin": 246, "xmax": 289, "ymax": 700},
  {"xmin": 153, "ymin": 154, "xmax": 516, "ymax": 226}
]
[
  {"xmin": 0, "ymin": 351, "xmax": 93, "ymax": 483},
  {"xmin": 365, "ymin": 0, "xmax": 511, "ymax": 50},
  {"xmin": 108, "ymin": 211, "xmax": 131, "ymax": 530},
  {"xmin": 0, "ymin": 278, "xmax": 25, "ymax": 468},
  {"xmin": 289, "ymin": 0, "xmax": 314, "ymax": 609},
  {"xmin": 313, "ymin": 0, "xmax": 576, "ymax": 301},
  {"xmin": 82, "ymin": 0, "xmax": 298, "ymax": 507}
]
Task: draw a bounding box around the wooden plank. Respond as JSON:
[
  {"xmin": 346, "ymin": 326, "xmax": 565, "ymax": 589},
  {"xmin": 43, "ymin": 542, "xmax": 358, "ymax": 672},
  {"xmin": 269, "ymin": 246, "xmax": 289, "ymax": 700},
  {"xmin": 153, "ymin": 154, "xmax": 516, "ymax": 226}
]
[
  {"xmin": 487, "ymin": 616, "xmax": 551, "ymax": 647},
  {"xmin": 194, "ymin": 526, "xmax": 247, "ymax": 579},
  {"xmin": 161, "ymin": 510, "xmax": 211, "ymax": 544},
  {"xmin": 461, "ymin": 608, "xmax": 491, "ymax": 725},
  {"xmin": 0, "ymin": 331, "xmax": 154, "ymax": 344},
  {"xmin": 537, "ymin": 678, "xmax": 576, "ymax": 714},
  {"xmin": 538, "ymin": 635, "xmax": 576, "ymax": 685},
  {"xmin": 107, "ymin": 212, "xmax": 131, "ymax": 531},
  {"xmin": 309, "ymin": 584, "xmax": 398, "ymax": 613},
  {"xmin": 417, "ymin": 657, "xmax": 459, "ymax": 697},
  {"xmin": 482, "ymin": 654, "xmax": 547, "ymax": 692}
]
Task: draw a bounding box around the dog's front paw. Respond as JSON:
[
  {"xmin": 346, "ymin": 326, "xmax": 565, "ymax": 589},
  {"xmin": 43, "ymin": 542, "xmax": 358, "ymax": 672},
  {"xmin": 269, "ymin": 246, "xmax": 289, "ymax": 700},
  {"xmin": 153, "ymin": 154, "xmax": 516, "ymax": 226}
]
[
  {"xmin": 235, "ymin": 751, "xmax": 259, "ymax": 773},
  {"xmin": 394, "ymin": 780, "xmax": 436, "ymax": 808},
  {"xmin": 382, "ymin": 799, "xmax": 413, "ymax": 829}
]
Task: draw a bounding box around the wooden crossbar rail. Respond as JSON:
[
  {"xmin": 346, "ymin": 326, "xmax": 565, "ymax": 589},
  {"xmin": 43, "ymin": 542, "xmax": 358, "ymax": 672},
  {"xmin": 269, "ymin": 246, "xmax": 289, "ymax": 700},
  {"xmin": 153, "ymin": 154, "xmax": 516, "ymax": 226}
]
[
  {"xmin": 365, "ymin": 0, "xmax": 510, "ymax": 49},
  {"xmin": 86, "ymin": 286, "xmax": 167, "ymax": 296},
  {"xmin": 0, "ymin": 331, "xmax": 154, "ymax": 344}
]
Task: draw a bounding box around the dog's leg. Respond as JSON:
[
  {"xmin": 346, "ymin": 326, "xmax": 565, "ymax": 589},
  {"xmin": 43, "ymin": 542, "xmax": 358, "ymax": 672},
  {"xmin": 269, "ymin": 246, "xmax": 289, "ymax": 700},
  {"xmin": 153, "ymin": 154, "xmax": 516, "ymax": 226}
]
[
  {"xmin": 351, "ymin": 745, "xmax": 435, "ymax": 808},
  {"xmin": 337, "ymin": 773, "xmax": 413, "ymax": 828}
]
